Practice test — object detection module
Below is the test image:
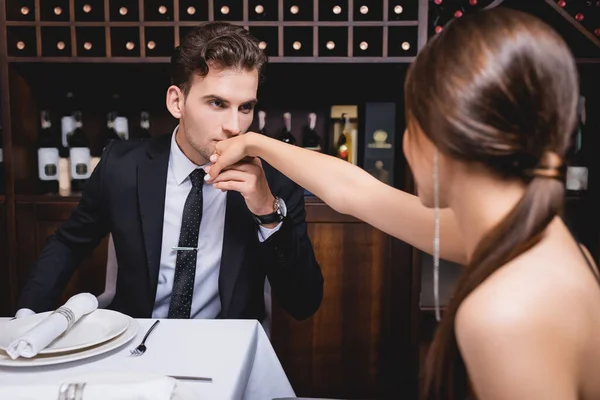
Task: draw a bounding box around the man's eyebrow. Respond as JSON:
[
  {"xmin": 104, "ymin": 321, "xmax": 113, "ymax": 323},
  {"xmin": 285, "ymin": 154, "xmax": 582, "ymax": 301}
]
[
  {"xmin": 201, "ymin": 95, "xmax": 257, "ymax": 106},
  {"xmin": 201, "ymin": 94, "xmax": 228, "ymax": 103}
]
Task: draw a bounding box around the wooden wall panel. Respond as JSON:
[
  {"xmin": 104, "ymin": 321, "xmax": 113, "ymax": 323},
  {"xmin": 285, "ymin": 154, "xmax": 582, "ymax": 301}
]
[
  {"xmin": 15, "ymin": 201, "xmax": 108, "ymax": 309},
  {"xmin": 272, "ymin": 219, "xmax": 394, "ymax": 399}
]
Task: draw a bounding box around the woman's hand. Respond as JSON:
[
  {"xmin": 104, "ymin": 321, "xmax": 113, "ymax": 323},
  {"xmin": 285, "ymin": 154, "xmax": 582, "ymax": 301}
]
[{"xmin": 205, "ymin": 133, "xmax": 255, "ymax": 181}]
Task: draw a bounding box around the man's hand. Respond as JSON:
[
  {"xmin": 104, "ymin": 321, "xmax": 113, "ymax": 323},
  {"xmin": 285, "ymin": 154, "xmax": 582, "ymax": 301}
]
[{"xmin": 206, "ymin": 157, "xmax": 277, "ymax": 226}]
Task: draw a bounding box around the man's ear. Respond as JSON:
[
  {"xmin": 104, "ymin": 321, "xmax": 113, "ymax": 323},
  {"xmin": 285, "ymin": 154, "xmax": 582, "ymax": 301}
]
[{"xmin": 166, "ymin": 85, "xmax": 184, "ymax": 119}]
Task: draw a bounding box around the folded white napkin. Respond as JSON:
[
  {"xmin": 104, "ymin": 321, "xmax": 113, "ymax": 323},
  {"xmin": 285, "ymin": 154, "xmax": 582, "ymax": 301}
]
[
  {"xmin": 6, "ymin": 293, "xmax": 99, "ymax": 359},
  {"xmin": 0, "ymin": 376, "xmax": 178, "ymax": 400},
  {"xmin": 14, "ymin": 308, "xmax": 35, "ymax": 319}
]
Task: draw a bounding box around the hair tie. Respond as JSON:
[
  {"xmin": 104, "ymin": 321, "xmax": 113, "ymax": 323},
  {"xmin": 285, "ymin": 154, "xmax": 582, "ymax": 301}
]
[{"xmin": 526, "ymin": 151, "xmax": 563, "ymax": 180}]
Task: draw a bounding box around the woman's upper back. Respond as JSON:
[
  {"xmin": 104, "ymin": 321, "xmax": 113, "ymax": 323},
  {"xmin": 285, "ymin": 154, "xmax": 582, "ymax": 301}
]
[{"xmin": 455, "ymin": 217, "xmax": 600, "ymax": 400}]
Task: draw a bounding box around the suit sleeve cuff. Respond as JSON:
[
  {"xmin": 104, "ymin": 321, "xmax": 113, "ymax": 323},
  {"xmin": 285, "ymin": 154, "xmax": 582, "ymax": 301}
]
[{"xmin": 258, "ymin": 221, "xmax": 283, "ymax": 242}]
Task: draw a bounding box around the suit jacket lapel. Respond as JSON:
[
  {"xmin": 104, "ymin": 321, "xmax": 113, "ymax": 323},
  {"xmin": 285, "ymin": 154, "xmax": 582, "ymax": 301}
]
[
  {"xmin": 138, "ymin": 134, "xmax": 171, "ymax": 304},
  {"xmin": 219, "ymin": 190, "xmax": 253, "ymax": 317}
]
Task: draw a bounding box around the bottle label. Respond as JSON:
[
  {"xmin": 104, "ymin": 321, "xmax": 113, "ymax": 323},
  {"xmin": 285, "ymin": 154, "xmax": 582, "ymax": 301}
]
[
  {"xmin": 566, "ymin": 166, "xmax": 588, "ymax": 191},
  {"xmin": 38, "ymin": 148, "xmax": 60, "ymax": 181},
  {"xmin": 69, "ymin": 147, "xmax": 91, "ymax": 179}
]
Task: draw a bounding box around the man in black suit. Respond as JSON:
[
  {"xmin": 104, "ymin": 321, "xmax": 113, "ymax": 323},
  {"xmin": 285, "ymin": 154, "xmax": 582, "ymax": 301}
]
[{"xmin": 16, "ymin": 22, "xmax": 324, "ymax": 321}]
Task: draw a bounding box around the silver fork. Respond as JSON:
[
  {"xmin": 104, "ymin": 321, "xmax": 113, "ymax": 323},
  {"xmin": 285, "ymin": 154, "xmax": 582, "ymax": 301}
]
[{"xmin": 130, "ymin": 320, "xmax": 160, "ymax": 356}]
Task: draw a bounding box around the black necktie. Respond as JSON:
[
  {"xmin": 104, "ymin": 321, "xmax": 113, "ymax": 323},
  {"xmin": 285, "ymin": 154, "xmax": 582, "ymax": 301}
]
[{"xmin": 168, "ymin": 168, "xmax": 205, "ymax": 319}]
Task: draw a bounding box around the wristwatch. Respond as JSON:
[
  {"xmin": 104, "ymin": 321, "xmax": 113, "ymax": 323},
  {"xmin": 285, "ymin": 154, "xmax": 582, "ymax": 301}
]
[{"xmin": 253, "ymin": 196, "xmax": 287, "ymax": 225}]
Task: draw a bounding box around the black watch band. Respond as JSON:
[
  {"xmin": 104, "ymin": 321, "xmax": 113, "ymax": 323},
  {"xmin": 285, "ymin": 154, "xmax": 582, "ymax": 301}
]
[
  {"xmin": 253, "ymin": 196, "xmax": 286, "ymax": 225},
  {"xmin": 253, "ymin": 212, "xmax": 284, "ymax": 225}
]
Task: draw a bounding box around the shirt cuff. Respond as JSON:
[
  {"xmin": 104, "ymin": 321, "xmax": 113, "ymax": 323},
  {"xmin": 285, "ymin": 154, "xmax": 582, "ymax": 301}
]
[{"xmin": 258, "ymin": 221, "xmax": 283, "ymax": 242}]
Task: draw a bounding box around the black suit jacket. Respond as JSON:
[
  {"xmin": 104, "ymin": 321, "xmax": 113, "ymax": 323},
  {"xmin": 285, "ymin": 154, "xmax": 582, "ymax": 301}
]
[{"xmin": 17, "ymin": 133, "xmax": 323, "ymax": 320}]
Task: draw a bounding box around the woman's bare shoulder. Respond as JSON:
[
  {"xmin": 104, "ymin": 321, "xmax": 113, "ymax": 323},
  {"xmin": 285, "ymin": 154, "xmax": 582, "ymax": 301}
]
[
  {"xmin": 454, "ymin": 252, "xmax": 586, "ymax": 399},
  {"xmin": 456, "ymin": 247, "xmax": 587, "ymax": 339}
]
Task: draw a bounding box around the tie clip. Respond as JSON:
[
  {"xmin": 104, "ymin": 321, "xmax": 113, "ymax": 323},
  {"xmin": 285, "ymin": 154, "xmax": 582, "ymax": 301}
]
[{"xmin": 172, "ymin": 246, "xmax": 197, "ymax": 251}]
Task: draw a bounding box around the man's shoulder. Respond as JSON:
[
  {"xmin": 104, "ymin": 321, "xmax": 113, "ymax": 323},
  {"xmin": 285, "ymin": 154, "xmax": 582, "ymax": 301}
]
[{"xmin": 104, "ymin": 133, "xmax": 171, "ymax": 164}]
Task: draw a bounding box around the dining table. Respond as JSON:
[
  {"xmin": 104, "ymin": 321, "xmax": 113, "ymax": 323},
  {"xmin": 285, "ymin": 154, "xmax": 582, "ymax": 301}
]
[{"xmin": 0, "ymin": 317, "xmax": 296, "ymax": 400}]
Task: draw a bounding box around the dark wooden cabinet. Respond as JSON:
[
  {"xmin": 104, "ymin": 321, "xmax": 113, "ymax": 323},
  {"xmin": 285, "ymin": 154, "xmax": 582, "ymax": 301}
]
[
  {"xmin": 273, "ymin": 200, "xmax": 405, "ymax": 399},
  {"xmin": 14, "ymin": 198, "xmax": 109, "ymax": 307}
]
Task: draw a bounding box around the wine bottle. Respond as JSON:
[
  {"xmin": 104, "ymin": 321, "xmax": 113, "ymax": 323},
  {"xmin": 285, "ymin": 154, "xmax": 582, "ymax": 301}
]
[
  {"xmin": 37, "ymin": 110, "xmax": 60, "ymax": 194},
  {"xmin": 336, "ymin": 113, "xmax": 351, "ymax": 161},
  {"xmin": 112, "ymin": 93, "xmax": 129, "ymax": 140},
  {"xmin": 68, "ymin": 111, "xmax": 91, "ymax": 193},
  {"xmin": 258, "ymin": 110, "xmax": 267, "ymax": 135},
  {"xmin": 105, "ymin": 112, "xmax": 120, "ymax": 142},
  {"xmin": 566, "ymin": 96, "xmax": 589, "ymax": 197},
  {"xmin": 114, "ymin": 116, "xmax": 129, "ymax": 140},
  {"xmin": 61, "ymin": 92, "xmax": 76, "ymax": 155},
  {"xmin": 302, "ymin": 112, "xmax": 321, "ymax": 151},
  {"xmin": 59, "ymin": 93, "xmax": 76, "ymax": 194},
  {"xmin": 277, "ymin": 112, "xmax": 296, "ymax": 145},
  {"xmin": 136, "ymin": 111, "xmax": 152, "ymax": 139}
]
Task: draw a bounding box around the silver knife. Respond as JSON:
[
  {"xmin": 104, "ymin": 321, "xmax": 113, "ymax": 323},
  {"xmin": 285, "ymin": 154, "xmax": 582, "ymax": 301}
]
[{"xmin": 168, "ymin": 375, "xmax": 212, "ymax": 382}]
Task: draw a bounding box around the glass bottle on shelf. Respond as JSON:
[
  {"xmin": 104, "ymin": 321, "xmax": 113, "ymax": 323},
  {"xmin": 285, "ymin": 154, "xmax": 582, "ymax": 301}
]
[
  {"xmin": 135, "ymin": 111, "xmax": 152, "ymax": 139},
  {"xmin": 37, "ymin": 110, "xmax": 61, "ymax": 194},
  {"xmin": 109, "ymin": 93, "xmax": 129, "ymax": 140},
  {"xmin": 114, "ymin": 117, "xmax": 129, "ymax": 140},
  {"xmin": 335, "ymin": 113, "xmax": 352, "ymax": 161},
  {"xmin": 302, "ymin": 112, "xmax": 321, "ymax": 151},
  {"xmin": 59, "ymin": 92, "xmax": 76, "ymax": 194},
  {"xmin": 68, "ymin": 111, "xmax": 92, "ymax": 193},
  {"xmin": 566, "ymin": 96, "xmax": 589, "ymax": 198},
  {"xmin": 105, "ymin": 111, "xmax": 120, "ymax": 142},
  {"xmin": 277, "ymin": 112, "xmax": 296, "ymax": 145}
]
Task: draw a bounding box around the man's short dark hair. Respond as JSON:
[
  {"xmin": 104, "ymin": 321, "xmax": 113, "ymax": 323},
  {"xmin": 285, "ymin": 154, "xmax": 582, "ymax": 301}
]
[{"xmin": 170, "ymin": 22, "xmax": 268, "ymax": 95}]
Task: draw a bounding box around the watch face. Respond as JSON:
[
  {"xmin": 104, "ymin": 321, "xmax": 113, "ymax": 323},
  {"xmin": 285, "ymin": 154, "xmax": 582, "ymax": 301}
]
[{"xmin": 276, "ymin": 197, "xmax": 287, "ymax": 217}]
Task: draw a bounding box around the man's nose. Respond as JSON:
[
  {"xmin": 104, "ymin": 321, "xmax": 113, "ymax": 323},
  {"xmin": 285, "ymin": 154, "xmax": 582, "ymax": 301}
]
[{"xmin": 223, "ymin": 112, "xmax": 241, "ymax": 136}]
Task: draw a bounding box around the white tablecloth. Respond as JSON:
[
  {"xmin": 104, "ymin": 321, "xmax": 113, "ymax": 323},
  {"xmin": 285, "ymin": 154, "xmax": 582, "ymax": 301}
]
[{"xmin": 0, "ymin": 318, "xmax": 295, "ymax": 400}]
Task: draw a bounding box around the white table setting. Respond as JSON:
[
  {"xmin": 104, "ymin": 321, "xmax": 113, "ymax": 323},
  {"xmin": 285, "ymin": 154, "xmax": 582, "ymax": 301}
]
[{"xmin": 0, "ymin": 293, "xmax": 296, "ymax": 400}]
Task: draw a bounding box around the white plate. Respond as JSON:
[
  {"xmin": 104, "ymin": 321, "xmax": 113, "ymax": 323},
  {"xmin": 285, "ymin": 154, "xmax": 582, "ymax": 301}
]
[
  {"xmin": 0, "ymin": 317, "xmax": 138, "ymax": 367},
  {"xmin": 0, "ymin": 309, "xmax": 130, "ymax": 355}
]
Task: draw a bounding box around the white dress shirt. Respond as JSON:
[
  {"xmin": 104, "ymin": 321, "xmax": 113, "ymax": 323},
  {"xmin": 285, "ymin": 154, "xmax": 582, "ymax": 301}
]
[{"xmin": 151, "ymin": 128, "xmax": 282, "ymax": 319}]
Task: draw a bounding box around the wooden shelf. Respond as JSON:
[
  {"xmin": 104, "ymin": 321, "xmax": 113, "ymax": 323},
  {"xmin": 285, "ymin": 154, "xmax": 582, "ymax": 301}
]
[
  {"xmin": 15, "ymin": 193, "xmax": 84, "ymax": 203},
  {"xmin": 5, "ymin": 21, "xmax": 419, "ymax": 27},
  {"xmin": 3, "ymin": 0, "xmax": 423, "ymax": 62},
  {"xmin": 7, "ymin": 56, "xmax": 416, "ymax": 63}
]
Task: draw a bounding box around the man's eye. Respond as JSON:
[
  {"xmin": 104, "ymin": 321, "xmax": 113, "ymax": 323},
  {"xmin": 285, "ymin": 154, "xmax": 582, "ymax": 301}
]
[
  {"xmin": 240, "ymin": 104, "xmax": 254, "ymax": 112},
  {"xmin": 209, "ymin": 100, "xmax": 224, "ymax": 108}
]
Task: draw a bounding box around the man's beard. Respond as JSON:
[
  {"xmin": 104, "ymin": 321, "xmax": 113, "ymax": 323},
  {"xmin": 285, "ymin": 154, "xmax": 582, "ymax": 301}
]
[{"xmin": 181, "ymin": 124, "xmax": 212, "ymax": 165}]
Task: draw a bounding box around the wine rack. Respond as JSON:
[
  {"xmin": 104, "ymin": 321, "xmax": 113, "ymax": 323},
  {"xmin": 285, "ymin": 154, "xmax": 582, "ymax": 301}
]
[
  {"xmin": 40, "ymin": 26, "xmax": 71, "ymax": 57},
  {"xmin": 75, "ymin": 27, "xmax": 106, "ymax": 57},
  {"xmin": 3, "ymin": 0, "xmax": 425, "ymax": 63},
  {"xmin": 40, "ymin": 0, "xmax": 70, "ymax": 22},
  {"xmin": 73, "ymin": 0, "xmax": 105, "ymax": 22},
  {"xmin": 108, "ymin": 0, "xmax": 140, "ymax": 22}
]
